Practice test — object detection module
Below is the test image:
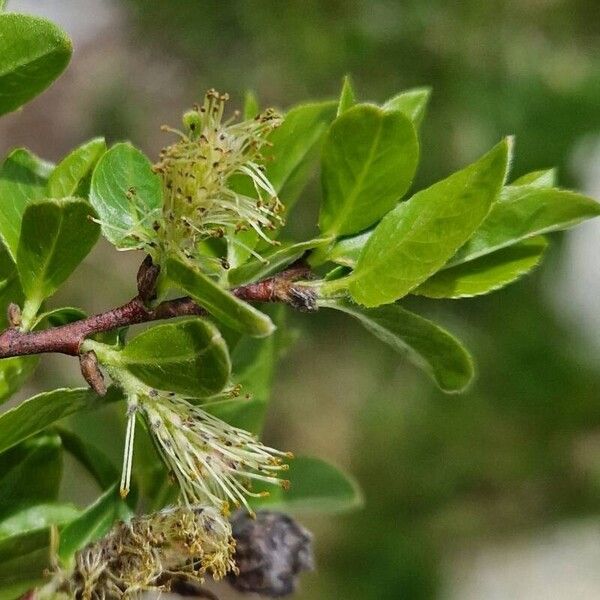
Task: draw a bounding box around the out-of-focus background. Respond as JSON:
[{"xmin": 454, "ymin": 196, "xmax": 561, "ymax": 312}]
[{"xmin": 2, "ymin": 1, "xmax": 600, "ymax": 598}]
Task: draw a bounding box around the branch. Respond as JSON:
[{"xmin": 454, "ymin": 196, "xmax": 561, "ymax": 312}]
[{"xmin": 0, "ymin": 263, "xmax": 315, "ymax": 360}]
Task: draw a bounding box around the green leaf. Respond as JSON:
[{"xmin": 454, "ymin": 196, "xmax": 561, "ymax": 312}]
[
  {"xmin": 254, "ymin": 456, "xmax": 363, "ymax": 514},
  {"xmin": 0, "ymin": 357, "xmax": 38, "ymax": 406},
  {"xmin": 382, "ymin": 87, "xmax": 431, "ymax": 127},
  {"xmin": 0, "ymin": 436, "xmax": 62, "ymax": 520},
  {"xmin": 341, "ymin": 138, "xmax": 510, "ymax": 307},
  {"xmin": 512, "ymin": 168, "xmax": 556, "ymax": 188},
  {"xmin": 17, "ymin": 197, "xmax": 100, "ymax": 311},
  {"xmin": 228, "ymin": 101, "xmax": 337, "ymax": 268},
  {"xmin": 0, "ymin": 503, "xmax": 79, "ymax": 540},
  {"xmin": 0, "ymin": 13, "xmax": 72, "ymax": 116},
  {"xmin": 326, "ymin": 228, "xmax": 373, "ymax": 268},
  {"xmin": 267, "ymin": 100, "xmax": 337, "ymax": 210},
  {"xmin": 58, "ymin": 484, "xmax": 128, "ymax": 567},
  {"xmin": 319, "ymin": 103, "xmax": 419, "ymax": 236},
  {"xmin": 117, "ymin": 318, "xmax": 231, "ymax": 397},
  {"xmin": 243, "ymin": 90, "xmax": 259, "ymax": 120},
  {"xmin": 47, "ymin": 137, "xmax": 107, "ymax": 198},
  {"xmin": 56, "ymin": 427, "xmax": 120, "ymax": 491},
  {"xmin": 322, "ymin": 299, "xmax": 474, "ymax": 392},
  {"xmin": 227, "ymin": 237, "xmax": 328, "ymax": 286},
  {"xmin": 37, "ymin": 306, "xmax": 87, "ymax": 328},
  {"xmin": 0, "ymin": 148, "xmax": 52, "ymax": 261},
  {"xmin": 166, "ymin": 257, "xmax": 275, "ymax": 337},
  {"xmin": 0, "ymin": 527, "xmax": 51, "ymax": 599},
  {"xmin": 206, "ymin": 306, "xmax": 288, "ymax": 434},
  {"xmin": 447, "ymin": 185, "xmax": 600, "ymax": 267},
  {"xmin": 337, "ymin": 75, "xmax": 356, "ymax": 115},
  {"xmin": 0, "ymin": 387, "xmax": 122, "ymax": 456},
  {"xmin": 89, "ymin": 142, "xmax": 162, "ymax": 249},
  {"xmin": 414, "ymin": 236, "xmax": 548, "ymax": 299}
]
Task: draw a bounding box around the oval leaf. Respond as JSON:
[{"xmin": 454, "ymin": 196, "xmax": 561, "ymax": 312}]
[
  {"xmin": 447, "ymin": 185, "xmax": 600, "ymax": 267},
  {"xmin": 382, "ymin": 87, "xmax": 431, "ymax": 127},
  {"xmin": 415, "ymin": 236, "xmax": 548, "ymax": 298},
  {"xmin": 58, "ymin": 484, "xmax": 128, "ymax": 567},
  {"xmin": 0, "ymin": 527, "xmax": 51, "ymax": 599},
  {"xmin": 322, "ymin": 299, "xmax": 474, "ymax": 393},
  {"xmin": 512, "ymin": 168, "xmax": 556, "ymax": 188},
  {"xmin": 0, "ymin": 387, "xmax": 121, "ymax": 455},
  {"xmin": 118, "ymin": 318, "xmax": 231, "ymax": 397},
  {"xmin": 17, "ymin": 198, "xmax": 100, "ymax": 309},
  {"xmin": 268, "ymin": 100, "xmax": 337, "ymax": 209},
  {"xmin": 319, "ymin": 104, "xmax": 419, "ymax": 237},
  {"xmin": 0, "ymin": 503, "xmax": 79, "ymax": 540},
  {"xmin": 343, "ymin": 138, "xmax": 510, "ymax": 307},
  {"xmin": 0, "ymin": 13, "xmax": 72, "ymax": 116},
  {"xmin": 0, "ymin": 357, "xmax": 37, "ymax": 405},
  {"xmin": 253, "ymin": 456, "xmax": 363, "ymax": 514},
  {"xmin": 0, "ymin": 148, "xmax": 52, "ymax": 261},
  {"xmin": 89, "ymin": 142, "xmax": 162, "ymax": 249},
  {"xmin": 167, "ymin": 257, "xmax": 275, "ymax": 337},
  {"xmin": 337, "ymin": 75, "xmax": 356, "ymax": 116},
  {"xmin": 0, "ymin": 436, "xmax": 62, "ymax": 521},
  {"xmin": 47, "ymin": 137, "xmax": 107, "ymax": 198},
  {"xmin": 227, "ymin": 237, "xmax": 328, "ymax": 287}
]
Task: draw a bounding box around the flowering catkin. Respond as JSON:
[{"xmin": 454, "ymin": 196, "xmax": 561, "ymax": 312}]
[
  {"xmin": 152, "ymin": 90, "xmax": 283, "ymax": 266},
  {"xmin": 36, "ymin": 506, "xmax": 236, "ymax": 600}
]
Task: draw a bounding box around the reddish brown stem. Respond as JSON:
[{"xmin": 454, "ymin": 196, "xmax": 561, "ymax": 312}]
[{"xmin": 0, "ymin": 264, "xmax": 314, "ymax": 360}]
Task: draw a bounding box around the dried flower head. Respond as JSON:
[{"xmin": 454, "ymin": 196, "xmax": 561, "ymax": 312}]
[
  {"xmin": 229, "ymin": 510, "xmax": 314, "ymax": 598},
  {"xmin": 152, "ymin": 89, "xmax": 283, "ymax": 266},
  {"xmin": 36, "ymin": 506, "xmax": 236, "ymax": 600}
]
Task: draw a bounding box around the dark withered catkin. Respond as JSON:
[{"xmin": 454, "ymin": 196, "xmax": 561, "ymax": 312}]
[{"xmin": 228, "ymin": 511, "xmax": 314, "ymax": 597}]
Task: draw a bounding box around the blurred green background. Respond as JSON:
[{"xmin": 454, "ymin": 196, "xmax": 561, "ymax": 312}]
[{"xmin": 2, "ymin": 1, "xmax": 600, "ymax": 598}]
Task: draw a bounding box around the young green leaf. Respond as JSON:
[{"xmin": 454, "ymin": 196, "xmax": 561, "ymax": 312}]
[
  {"xmin": 0, "ymin": 504, "xmax": 79, "ymax": 540},
  {"xmin": 243, "ymin": 90, "xmax": 259, "ymax": 120},
  {"xmin": 512, "ymin": 168, "xmax": 556, "ymax": 188},
  {"xmin": 267, "ymin": 100, "xmax": 337, "ymax": 210},
  {"xmin": 36, "ymin": 306, "xmax": 87, "ymax": 328},
  {"xmin": 116, "ymin": 318, "xmax": 231, "ymax": 397},
  {"xmin": 17, "ymin": 198, "xmax": 100, "ymax": 314},
  {"xmin": 0, "ymin": 387, "xmax": 121, "ymax": 455},
  {"xmin": 206, "ymin": 306, "xmax": 288, "ymax": 434},
  {"xmin": 166, "ymin": 258, "xmax": 275, "ymax": 337},
  {"xmin": 382, "ymin": 87, "xmax": 432, "ymax": 127},
  {"xmin": 0, "ymin": 527, "xmax": 51, "ymax": 600},
  {"xmin": 0, "ymin": 436, "xmax": 62, "ymax": 521},
  {"xmin": 47, "ymin": 137, "xmax": 107, "ymax": 198},
  {"xmin": 414, "ymin": 236, "xmax": 548, "ymax": 299},
  {"xmin": 447, "ymin": 186, "xmax": 600, "ymax": 267},
  {"xmin": 0, "ymin": 13, "xmax": 72, "ymax": 116},
  {"xmin": 326, "ymin": 228, "xmax": 373, "ymax": 268},
  {"xmin": 337, "ymin": 75, "xmax": 356, "ymax": 115},
  {"xmin": 89, "ymin": 142, "xmax": 162, "ymax": 249},
  {"xmin": 322, "ymin": 299, "xmax": 474, "ymax": 392},
  {"xmin": 227, "ymin": 237, "xmax": 328, "ymax": 286},
  {"xmin": 319, "ymin": 104, "xmax": 419, "ymax": 237},
  {"xmin": 341, "ymin": 138, "xmax": 510, "ymax": 307},
  {"xmin": 0, "ymin": 148, "xmax": 52, "ymax": 261},
  {"xmin": 56, "ymin": 428, "xmax": 120, "ymax": 491},
  {"xmin": 227, "ymin": 101, "xmax": 337, "ymax": 268},
  {"xmin": 58, "ymin": 484, "xmax": 129, "ymax": 567},
  {"xmin": 253, "ymin": 456, "xmax": 363, "ymax": 514},
  {"xmin": 0, "ymin": 357, "xmax": 38, "ymax": 406}
]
